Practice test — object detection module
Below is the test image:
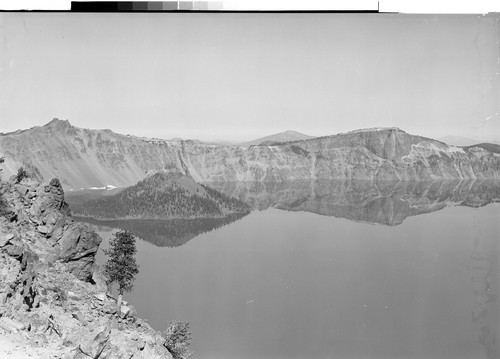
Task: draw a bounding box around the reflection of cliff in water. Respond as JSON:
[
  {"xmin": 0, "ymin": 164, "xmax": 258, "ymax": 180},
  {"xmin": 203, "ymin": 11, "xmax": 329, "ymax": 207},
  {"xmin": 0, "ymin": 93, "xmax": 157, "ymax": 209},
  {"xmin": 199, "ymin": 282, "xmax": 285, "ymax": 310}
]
[
  {"xmin": 75, "ymin": 212, "xmax": 248, "ymax": 247},
  {"xmin": 208, "ymin": 180, "xmax": 500, "ymax": 226}
]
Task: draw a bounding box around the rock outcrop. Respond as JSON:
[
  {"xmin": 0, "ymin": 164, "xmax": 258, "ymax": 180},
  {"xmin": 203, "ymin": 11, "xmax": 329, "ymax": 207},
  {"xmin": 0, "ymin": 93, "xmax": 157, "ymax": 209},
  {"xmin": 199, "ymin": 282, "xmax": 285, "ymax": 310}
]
[
  {"xmin": 2, "ymin": 177, "xmax": 100, "ymax": 281},
  {"xmin": 1, "ymin": 119, "xmax": 499, "ymax": 189},
  {"xmin": 0, "ymin": 177, "xmax": 174, "ymax": 358}
]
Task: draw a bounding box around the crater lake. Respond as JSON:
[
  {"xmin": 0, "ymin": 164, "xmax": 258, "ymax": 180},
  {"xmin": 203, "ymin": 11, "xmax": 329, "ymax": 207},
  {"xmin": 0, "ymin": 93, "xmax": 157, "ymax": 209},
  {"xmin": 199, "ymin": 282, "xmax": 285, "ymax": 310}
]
[{"xmin": 71, "ymin": 180, "xmax": 500, "ymax": 359}]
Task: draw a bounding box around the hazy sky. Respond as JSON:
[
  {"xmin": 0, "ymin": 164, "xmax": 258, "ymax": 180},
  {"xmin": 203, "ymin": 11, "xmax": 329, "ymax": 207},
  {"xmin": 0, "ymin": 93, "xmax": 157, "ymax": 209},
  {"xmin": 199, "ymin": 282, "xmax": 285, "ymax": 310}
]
[{"xmin": 0, "ymin": 13, "xmax": 498, "ymax": 141}]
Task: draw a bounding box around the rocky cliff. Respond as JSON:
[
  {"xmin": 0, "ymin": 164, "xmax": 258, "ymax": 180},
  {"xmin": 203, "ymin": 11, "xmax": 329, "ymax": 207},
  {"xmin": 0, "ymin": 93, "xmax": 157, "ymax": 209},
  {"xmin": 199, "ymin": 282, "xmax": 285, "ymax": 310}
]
[
  {"xmin": 1, "ymin": 119, "xmax": 499, "ymax": 189},
  {"xmin": 0, "ymin": 176, "xmax": 175, "ymax": 358}
]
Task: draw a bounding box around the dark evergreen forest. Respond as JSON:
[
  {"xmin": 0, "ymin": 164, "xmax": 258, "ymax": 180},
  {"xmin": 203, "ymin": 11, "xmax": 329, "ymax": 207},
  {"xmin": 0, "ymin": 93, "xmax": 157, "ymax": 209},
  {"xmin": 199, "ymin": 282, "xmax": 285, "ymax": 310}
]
[{"xmin": 71, "ymin": 172, "xmax": 250, "ymax": 219}]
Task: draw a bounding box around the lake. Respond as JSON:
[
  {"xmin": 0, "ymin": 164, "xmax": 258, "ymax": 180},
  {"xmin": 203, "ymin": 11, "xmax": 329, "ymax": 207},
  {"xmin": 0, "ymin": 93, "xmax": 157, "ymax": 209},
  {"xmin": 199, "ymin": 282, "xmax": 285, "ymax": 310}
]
[{"xmin": 72, "ymin": 180, "xmax": 500, "ymax": 359}]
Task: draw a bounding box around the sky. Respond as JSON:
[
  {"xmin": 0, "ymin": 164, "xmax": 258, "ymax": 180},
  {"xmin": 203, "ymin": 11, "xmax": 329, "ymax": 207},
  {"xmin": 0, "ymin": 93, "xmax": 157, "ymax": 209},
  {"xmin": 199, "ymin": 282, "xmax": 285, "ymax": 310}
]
[{"xmin": 0, "ymin": 12, "xmax": 498, "ymax": 142}]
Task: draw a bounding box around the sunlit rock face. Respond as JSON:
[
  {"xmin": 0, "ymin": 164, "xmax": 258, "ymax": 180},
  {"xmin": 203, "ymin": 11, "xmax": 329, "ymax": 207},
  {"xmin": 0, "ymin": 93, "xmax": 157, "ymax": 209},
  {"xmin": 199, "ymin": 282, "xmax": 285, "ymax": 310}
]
[
  {"xmin": 0, "ymin": 177, "xmax": 101, "ymax": 281},
  {"xmin": 0, "ymin": 119, "xmax": 181, "ymax": 189},
  {"xmin": 0, "ymin": 177, "xmax": 175, "ymax": 358},
  {"xmin": 1, "ymin": 120, "xmax": 499, "ymax": 189}
]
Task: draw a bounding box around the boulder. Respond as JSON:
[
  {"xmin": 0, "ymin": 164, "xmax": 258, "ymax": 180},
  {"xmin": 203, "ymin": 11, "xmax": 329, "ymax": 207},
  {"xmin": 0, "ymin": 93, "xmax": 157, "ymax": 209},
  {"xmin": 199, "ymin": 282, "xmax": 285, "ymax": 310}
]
[
  {"xmin": 78, "ymin": 323, "xmax": 112, "ymax": 358},
  {"xmin": 64, "ymin": 257, "xmax": 98, "ymax": 283},
  {"xmin": 4, "ymin": 243, "xmax": 23, "ymax": 259},
  {"xmin": 119, "ymin": 305, "xmax": 131, "ymax": 319},
  {"xmin": 128, "ymin": 305, "xmax": 138, "ymax": 318},
  {"xmin": 0, "ymin": 317, "xmax": 25, "ymax": 332},
  {"xmin": 3, "ymin": 209, "xmax": 17, "ymax": 222},
  {"xmin": 137, "ymin": 338, "xmax": 146, "ymax": 350},
  {"xmin": 29, "ymin": 178, "xmax": 69, "ymax": 221},
  {"xmin": 91, "ymin": 267, "xmax": 109, "ymax": 293},
  {"xmin": 0, "ymin": 233, "xmax": 14, "ymax": 247},
  {"xmin": 37, "ymin": 225, "xmax": 49, "ymax": 234},
  {"xmin": 44, "ymin": 211, "xmax": 62, "ymax": 226},
  {"xmin": 58, "ymin": 223, "xmax": 101, "ymax": 260},
  {"xmin": 50, "ymin": 225, "xmax": 63, "ymax": 241},
  {"xmin": 103, "ymin": 304, "xmax": 117, "ymax": 315},
  {"xmin": 67, "ymin": 291, "xmax": 81, "ymax": 301},
  {"xmin": 57, "ymin": 222, "xmax": 102, "ymax": 281},
  {"xmin": 94, "ymin": 293, "xmax": 106, "ymax": 302},
  {"xmin": 71, "ymin": 310, "xmax": 86, "ymax": 324},
  {"xmin": 15, "ymin": 184, "xmax": 30, "ymax": 196}
]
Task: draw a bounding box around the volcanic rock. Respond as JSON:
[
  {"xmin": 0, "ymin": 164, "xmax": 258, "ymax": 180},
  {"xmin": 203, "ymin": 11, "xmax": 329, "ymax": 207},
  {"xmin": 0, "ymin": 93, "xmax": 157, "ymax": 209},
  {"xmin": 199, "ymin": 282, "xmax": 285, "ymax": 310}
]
[
  {"xmin": 0, "ymin": 176, "xmax": 174, "ymax": 358},
  {"xmin": 1, "ymin": 120, "xmax": 499, "ymax": 189}
]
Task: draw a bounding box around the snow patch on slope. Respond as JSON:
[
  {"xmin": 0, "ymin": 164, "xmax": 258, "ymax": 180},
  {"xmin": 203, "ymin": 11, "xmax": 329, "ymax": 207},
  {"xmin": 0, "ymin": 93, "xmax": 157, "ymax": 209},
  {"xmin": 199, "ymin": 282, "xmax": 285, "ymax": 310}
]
[{"xmin": 88, "ymin": 185, "xmax": 118, "ymax": 190}]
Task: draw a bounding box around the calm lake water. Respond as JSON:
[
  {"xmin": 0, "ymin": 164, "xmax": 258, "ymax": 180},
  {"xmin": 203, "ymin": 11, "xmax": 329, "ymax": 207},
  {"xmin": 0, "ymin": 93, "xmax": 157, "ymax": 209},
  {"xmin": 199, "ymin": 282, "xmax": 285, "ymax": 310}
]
[{"xmin": 73, "ymin": 181, "xmax": 500, "ymax": 359}]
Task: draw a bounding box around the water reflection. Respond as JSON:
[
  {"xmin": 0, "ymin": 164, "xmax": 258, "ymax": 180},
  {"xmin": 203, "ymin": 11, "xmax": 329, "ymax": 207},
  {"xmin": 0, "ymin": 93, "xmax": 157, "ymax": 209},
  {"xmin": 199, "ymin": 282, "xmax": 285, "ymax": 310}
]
[
  {"xmin": 70, "ymin": 182, "xmax": 499, "ymax": 359},
  {"xmin": 72, "ymin": 180, "xmax": 500, "ymax": 247},
  {"xmin": 208, "ymin": 180, "xmax": 500, "ymax": 226},
  {"xmin": 74, "ymin": 212, "xmax": 248, "ymax": 247},
  {"xmin": 468, "ymin": 213, "xmax": 497, "ymax": 359}
]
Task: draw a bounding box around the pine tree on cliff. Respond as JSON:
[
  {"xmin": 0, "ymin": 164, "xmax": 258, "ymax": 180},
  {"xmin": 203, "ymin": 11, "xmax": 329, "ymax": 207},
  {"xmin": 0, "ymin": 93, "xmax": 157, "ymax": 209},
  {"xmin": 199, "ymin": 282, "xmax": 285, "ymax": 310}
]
[{"xmin": 104, "ymin": 230, "xmax": 139, "ymax": 313}]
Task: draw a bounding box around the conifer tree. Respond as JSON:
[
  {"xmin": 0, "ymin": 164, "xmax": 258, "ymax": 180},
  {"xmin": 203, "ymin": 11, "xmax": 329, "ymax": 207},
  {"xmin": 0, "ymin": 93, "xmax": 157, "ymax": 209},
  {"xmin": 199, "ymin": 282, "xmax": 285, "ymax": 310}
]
[{"xmin": 104, "ymin": 230, "xmax": 139, "ymax": 313}]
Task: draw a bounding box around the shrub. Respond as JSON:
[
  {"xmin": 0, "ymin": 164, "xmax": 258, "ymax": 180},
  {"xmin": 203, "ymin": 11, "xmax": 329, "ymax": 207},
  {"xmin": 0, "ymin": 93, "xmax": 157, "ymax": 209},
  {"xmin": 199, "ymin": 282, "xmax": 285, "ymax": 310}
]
[
  {"xmin": 428, "ymin": 154, "xmax": 440, "ymax": 167},
  {"xmin": 16, "ymin": 167, "xmax": 28, "ymax": 183},
  {"xmin": 0, "ymin": 156, "xmax": 5, "ymax": 178},
  {"xmin": 289, "ymin": 144, "xmax": 310, "ymax": 158},
  {"xmin": 0, "ymin": 193, "xmax": 10, "ymax": 217},
  {"xmin": 164, "ymin": 321, "xmax": 193, "ymax": 359}
]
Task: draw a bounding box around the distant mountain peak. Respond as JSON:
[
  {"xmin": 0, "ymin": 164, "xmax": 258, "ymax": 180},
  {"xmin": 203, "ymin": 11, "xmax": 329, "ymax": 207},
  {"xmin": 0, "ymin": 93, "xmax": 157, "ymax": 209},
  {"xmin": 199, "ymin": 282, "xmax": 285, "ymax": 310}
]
[
  {"xmin": 44, "ymin": 118, "xmax": 72, "ymax": 129},
  {"xmin": 238, "ymin": 130, "xmax": 315, "ymax": 147}
]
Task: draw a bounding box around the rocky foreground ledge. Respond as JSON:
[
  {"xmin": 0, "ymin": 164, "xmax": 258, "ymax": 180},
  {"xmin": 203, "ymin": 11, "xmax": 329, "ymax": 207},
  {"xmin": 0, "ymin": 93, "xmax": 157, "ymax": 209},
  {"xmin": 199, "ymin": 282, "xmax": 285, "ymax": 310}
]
[{"xmin": 0, "ymin": 177, "xmax": 174, "ymax": 358}]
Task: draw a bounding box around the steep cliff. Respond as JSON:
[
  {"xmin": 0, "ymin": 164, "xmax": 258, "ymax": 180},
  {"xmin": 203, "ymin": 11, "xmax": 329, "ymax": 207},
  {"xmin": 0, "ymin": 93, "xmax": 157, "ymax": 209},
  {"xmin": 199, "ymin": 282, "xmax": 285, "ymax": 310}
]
[
  {"xmin": 0, "ymin": 176, "xmax": 175, "ymax": 358},
  {"xmin": 0, "ymin": 119, "xmax": 181, "ymax": 189},
  {"xmin": 1, "ymin": 177, "xmax": 100, "ymax": 281},
  {"xmin": 1, "ymin": 119, "xmax": 499, "ymax": 189}
]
